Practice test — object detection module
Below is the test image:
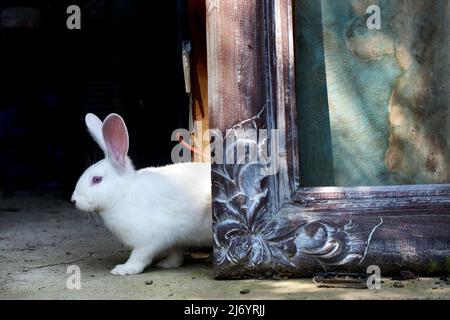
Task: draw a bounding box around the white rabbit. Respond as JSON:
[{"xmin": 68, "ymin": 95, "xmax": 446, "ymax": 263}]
[{"xmin": 71, "ymin": 113, "xmax": 212, "ymax": 275}]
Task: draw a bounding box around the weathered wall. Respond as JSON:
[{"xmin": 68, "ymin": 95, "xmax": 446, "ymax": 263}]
[{"xmin": 295, "ymin": 0, "xmax": 450, "ymax": 187}]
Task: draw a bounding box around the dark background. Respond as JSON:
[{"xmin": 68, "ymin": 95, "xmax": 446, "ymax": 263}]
[{"xmin": 0, "ymin": 0, "xmax": 190, "ymax": 196}]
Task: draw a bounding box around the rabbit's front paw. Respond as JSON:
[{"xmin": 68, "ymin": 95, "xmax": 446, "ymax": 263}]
[{"xmin": 111, "ymin": 263, "xmax": 144, "ymax": 276}]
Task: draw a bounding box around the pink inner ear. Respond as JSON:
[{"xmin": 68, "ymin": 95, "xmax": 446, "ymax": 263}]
[{"xmin": 102, "ymin": 115, "xmax": 129, "ymax": 167}]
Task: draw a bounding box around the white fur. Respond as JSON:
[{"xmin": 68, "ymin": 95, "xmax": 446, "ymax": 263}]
[{"xmin": 72, "ymin": 113, "xmax": 212, "ymax": 275}]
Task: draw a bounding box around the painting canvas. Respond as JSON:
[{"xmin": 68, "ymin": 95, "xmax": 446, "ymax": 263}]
[{"xmin": 295, "ymin": 0, "xmax": 450, "ymax": 187}]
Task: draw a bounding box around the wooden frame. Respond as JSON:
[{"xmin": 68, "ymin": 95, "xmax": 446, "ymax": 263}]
[{"xmin": 206, "ymin": 0, "xmax": 450, "ymax": 278}]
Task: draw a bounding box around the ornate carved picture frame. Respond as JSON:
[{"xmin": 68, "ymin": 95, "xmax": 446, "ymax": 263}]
[{"xmin": 206, "ymin": 0, "xmax": 450, "ymax": 278}]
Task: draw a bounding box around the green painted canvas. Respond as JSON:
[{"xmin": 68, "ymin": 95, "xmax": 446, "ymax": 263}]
[{"xmin": 295, "ymin": 0, "xmax": 450, "ymax": 187}]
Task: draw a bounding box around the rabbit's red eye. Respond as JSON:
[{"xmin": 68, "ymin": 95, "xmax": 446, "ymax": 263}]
[{"xmin": 92, "ymin": 176, "xmax": 103, "ymax": 184}]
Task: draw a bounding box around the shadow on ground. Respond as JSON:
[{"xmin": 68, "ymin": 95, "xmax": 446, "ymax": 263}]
[{"xmin": 1, "ymin": 195, "xmax": 449, "ymax": 300}]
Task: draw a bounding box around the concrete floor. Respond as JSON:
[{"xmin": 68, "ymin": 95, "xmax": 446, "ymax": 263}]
[{"xmin": 1, "ymin": 195, "xmax": 449, "ymax": 300}]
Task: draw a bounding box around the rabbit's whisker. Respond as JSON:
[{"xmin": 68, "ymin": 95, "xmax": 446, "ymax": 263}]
[{"xmin": 89, "ymin": 210, "xmax": 102, "ymax": 224}]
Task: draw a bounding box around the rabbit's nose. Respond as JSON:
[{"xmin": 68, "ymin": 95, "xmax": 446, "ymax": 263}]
[{"xmin": 71, "ymin": 195, "xmax": 77, "ymax": 205}]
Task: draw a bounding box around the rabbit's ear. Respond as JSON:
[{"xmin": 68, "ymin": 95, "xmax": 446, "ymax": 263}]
[
  {"xmin": 102, "ymin": 113, "xmax": 129, "ymax": 170},
  {"xmin": 85, "ymin": 113, "xmax": 107, "ymax": 153}
]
